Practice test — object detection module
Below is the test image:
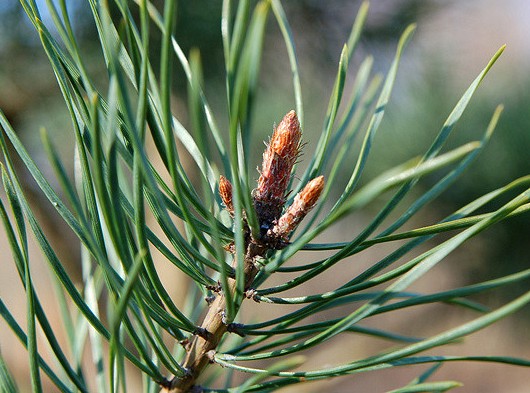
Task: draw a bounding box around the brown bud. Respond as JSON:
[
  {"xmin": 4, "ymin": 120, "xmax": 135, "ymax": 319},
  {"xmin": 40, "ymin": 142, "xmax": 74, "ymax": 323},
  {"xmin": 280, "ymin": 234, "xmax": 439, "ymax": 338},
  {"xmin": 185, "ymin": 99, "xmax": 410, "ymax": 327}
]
[
  {"xmin": 219, "ymin": 175, "xmax": 234, "ymax": 215},
  {"xmin": 253, "ymin": 110, "xmax": 302, "ymax": 227},
  {"xmin": 271, "ymin": 175, "xmax": 324, "ymax": 238}
]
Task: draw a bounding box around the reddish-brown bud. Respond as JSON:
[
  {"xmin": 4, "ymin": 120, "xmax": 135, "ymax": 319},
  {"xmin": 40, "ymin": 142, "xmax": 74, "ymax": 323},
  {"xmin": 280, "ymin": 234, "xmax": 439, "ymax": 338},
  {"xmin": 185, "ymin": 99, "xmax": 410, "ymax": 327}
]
[
  {"xmin": 271, "ymin": 176, "xmax": 324, "ymax": 238},
  {"xmin": 253, "ymin": 110, "xmax": 302, "ymax": 228},
  {"xmin": 219, "ymin": 175, "xmax": 234, "ymax": 215}
]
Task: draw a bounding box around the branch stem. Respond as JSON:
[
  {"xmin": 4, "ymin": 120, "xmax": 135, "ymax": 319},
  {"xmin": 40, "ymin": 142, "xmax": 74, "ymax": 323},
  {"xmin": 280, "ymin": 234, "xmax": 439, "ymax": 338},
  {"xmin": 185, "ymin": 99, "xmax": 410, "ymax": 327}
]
[{"xmin": 163, "ymin": 243, "xmax": 263, "ymax": 392}]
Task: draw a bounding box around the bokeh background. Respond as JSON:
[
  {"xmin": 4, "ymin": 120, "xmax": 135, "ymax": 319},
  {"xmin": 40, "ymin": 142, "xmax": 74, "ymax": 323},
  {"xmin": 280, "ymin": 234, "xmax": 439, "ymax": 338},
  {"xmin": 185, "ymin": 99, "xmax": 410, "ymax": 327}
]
[{"xmin": 1, "ymin": 0, "xmax": 529, "ymax": 392}]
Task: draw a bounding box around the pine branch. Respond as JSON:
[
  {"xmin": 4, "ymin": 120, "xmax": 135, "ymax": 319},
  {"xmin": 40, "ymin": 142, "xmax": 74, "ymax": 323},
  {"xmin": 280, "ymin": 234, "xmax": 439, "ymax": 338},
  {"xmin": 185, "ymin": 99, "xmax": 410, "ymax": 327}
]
[{"xmin": 163, "ymin": 111, "xmax": 324, "ymax": 392}]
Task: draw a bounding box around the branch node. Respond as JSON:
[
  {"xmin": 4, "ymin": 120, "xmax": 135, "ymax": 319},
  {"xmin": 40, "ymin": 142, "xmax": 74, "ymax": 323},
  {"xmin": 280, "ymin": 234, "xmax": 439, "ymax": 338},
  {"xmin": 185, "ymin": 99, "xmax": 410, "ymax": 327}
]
[
  {"xmin": 205, "ymin": 294, "xmax": 216, "ymax": 305},
  {"xmin": 179, "ymin": 338, "xmax": 191, "ymax": 351},
  {"xmin": 194, "ymin": 327, "xmax": 212, "ymax": 340},
  {"xmin": 227, "ymin": 323, "xmax": 246, "ymax": 337},
  {"xmin": 206, "ymin": 350, "xmax": 216, "ymax": 364},
  {"xmin": 206, "ymin": 282, "xmax": 222, "ymax": 293},
  {"xmin": 158, "ymin": 377, "xmax": 172, "ymax": 389},
  {"xmin": 245, "ymin": 288, "xmax": 259, "ymax": 302},
  {"xmin": 221, "ymin": 311, "xmax": 228, "ymax": 325}
]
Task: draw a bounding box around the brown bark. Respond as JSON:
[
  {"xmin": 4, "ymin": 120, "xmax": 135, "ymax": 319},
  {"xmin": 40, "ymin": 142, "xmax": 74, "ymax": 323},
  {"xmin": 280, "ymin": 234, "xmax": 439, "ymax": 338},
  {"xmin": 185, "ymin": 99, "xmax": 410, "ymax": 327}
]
[{"xmin": 162, "ymin": 244, "xmax": 263, "ymax": 393}]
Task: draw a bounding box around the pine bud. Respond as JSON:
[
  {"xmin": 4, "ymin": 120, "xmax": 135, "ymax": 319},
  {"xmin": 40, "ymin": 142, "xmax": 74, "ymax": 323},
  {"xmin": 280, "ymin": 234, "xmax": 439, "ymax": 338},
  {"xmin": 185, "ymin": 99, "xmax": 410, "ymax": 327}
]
[
  {"xmin": 253, "ymin": 110, "xmax": 302, "ymax": 229},
  {"xmin": 219, "ymin": 175, "xmax": 234, "ymax": 215},
  {"xmin": 271, "ymin": 175, "xmax": 324, "ymax": 238}
]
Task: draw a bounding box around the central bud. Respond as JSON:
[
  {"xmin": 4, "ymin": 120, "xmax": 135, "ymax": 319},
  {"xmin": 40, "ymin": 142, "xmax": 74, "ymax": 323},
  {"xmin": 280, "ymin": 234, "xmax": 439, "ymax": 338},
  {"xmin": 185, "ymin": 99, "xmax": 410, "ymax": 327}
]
[
  {"xmin": 219, "ymin": 110, "xmax": 324, "ymax": 249},
  {"xmin": 252, "ymin": 110, "xmax": 302, "ymax": 235}
]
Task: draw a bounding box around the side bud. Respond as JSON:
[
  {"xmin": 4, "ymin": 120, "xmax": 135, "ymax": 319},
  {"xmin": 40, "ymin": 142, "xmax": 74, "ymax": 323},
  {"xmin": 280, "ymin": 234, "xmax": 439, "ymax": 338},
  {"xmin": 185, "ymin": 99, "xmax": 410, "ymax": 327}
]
[
  {"xmin": 219, "ymin": 175, "xmax": 234, "ymax": 215},
  {"xmin": 271, "ymin": 175, "xmax": 324, "ymax": 239}
]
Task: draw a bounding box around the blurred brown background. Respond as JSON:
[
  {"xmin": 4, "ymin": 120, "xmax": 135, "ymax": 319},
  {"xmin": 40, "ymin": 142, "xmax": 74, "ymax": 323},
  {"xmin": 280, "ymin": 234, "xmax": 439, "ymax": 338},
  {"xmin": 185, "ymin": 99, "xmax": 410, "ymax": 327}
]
[{"xmin": 1, "ymin": 0, "xmax": 530, "ymax": 391}]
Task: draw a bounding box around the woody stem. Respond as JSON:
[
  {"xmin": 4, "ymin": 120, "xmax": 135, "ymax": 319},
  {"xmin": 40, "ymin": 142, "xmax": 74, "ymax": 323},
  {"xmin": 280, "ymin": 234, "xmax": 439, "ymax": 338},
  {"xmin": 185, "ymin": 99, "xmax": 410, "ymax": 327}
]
[{"xmin": 162, "ymin": 243, "xmax": 264, "ymax": 393}]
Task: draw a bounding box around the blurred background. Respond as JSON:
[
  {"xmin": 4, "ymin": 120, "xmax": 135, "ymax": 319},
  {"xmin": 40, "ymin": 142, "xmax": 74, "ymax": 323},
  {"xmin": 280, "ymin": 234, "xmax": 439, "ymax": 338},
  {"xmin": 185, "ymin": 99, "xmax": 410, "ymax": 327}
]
[{"xmin": 1, "ymin": 0, "xmax": 529, "ymax": 391}]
